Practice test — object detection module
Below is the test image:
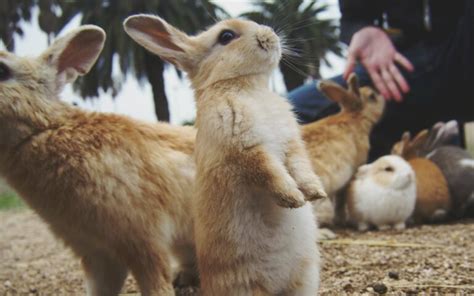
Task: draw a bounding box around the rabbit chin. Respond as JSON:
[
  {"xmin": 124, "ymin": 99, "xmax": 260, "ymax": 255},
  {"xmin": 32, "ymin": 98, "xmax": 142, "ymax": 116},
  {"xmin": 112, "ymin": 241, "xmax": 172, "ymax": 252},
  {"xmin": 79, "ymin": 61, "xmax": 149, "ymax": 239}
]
[{"xmin": 390, "ymin": 173, "xmax": 414, "ymax": 190}]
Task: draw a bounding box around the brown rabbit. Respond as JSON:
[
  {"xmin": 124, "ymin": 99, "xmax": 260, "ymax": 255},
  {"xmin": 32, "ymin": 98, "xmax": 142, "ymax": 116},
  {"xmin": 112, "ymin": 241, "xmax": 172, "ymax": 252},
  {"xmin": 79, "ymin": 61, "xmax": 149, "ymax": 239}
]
[
  {"xmin": 392, "ymin": 130, "xmax": 451, "ymax": 223},
  {"xmin": 124, "ymin": 15, "xmax": 326, "ymax": 295},
  {"xmin": 302, "ymin": 74, "xmax": 386, "ymax": 226},
  {"xmin": 0, "ymin": 26, "xmax": 198, "ymax": 295}
]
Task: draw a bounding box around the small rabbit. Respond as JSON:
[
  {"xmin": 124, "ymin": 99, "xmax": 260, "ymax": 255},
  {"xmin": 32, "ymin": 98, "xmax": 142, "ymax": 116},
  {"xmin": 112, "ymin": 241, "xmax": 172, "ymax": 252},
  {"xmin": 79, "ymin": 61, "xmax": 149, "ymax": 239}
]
[
  {"xmin": 346, "ymin": 155, "xmax": 416, "ymax": 231},
  {"xmin": 0, "ymin": 26, "xmax": 198, "ymax": 296},
  {"xmin": 124, "ymin": 15, "xmax": 326, "ymax": 295},
  {"xmin": 392, "ymin": 130, "xmax": 451, "ymax": 223},
  {"xmin": 302, "ymin": 74, "xmax": 385, "ymax": 226}
]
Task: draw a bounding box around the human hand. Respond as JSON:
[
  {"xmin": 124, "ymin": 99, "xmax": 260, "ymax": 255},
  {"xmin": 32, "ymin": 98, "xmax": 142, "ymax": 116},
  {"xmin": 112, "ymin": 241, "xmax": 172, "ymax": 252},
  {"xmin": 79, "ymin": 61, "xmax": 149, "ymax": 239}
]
[{"xmin": 343, "ymin": 27, "xmax": 414, "ymax": 101}]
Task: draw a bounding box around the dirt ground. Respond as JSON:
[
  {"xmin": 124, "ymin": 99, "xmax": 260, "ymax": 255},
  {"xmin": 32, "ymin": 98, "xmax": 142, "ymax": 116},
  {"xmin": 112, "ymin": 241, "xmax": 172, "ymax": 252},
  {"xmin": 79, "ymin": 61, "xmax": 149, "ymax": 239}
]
[{"xmin": 1, "ymin": 209, "xmax": 473, "ymax": 295}]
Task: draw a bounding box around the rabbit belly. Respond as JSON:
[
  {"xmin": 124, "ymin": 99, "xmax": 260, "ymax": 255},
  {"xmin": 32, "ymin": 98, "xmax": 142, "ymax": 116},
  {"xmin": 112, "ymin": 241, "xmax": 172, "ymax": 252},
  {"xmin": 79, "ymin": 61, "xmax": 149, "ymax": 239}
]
[{"xmin": 231, "ymin": 192, "xmax": 318, "ymax": 293}]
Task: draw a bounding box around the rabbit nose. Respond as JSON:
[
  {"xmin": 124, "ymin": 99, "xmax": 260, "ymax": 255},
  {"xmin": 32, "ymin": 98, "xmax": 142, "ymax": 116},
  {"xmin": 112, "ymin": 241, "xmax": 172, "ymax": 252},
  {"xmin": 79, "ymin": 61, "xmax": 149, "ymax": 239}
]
[{"xmin": 256, "ymin": 27, "xmax": 279, "ymax": 51}]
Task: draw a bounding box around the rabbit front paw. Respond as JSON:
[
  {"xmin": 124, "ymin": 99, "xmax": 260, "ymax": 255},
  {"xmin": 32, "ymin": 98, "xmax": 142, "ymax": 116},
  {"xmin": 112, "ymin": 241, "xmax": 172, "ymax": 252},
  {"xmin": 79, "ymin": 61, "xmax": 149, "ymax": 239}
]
[
  {"xmin": 299, "ymin": 178, "xmax": 327, "ymax": 202},
  {"xmin": 275, "ymin": 183, "xmax": 306, "ymax": 209}
]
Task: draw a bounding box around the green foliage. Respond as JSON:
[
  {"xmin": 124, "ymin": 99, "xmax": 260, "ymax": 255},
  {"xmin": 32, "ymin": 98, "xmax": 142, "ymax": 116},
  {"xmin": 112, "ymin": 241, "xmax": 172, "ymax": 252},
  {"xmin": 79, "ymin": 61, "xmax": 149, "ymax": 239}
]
[
  {"xmin": 0, "ymin": 192, "xmax": 23, "ymax": 210},
  {"xmin": 242, "ymin": 0, "xmax": 342, "ymax": 91}
]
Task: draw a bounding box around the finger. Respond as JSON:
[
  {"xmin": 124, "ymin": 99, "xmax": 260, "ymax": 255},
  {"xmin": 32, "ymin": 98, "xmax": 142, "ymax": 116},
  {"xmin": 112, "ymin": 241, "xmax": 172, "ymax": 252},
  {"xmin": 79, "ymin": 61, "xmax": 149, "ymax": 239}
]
[
  {"xmin": 394, "ymin": 52, "xmax": 414, "ymax": 72},
  {"xmin": 343, "ymin": 54, "xmax": 356, "ymax": 81},
  {"xmin": 369, "ymin": 68, "xmax": 390, "ymax": 100},
  {"xmin": 381, "ymin": 68, "xmax": 402, "ymax": 101},
  {"xmin": 389, "ymin": 63, "xmax": 410, "ymax": 93}
]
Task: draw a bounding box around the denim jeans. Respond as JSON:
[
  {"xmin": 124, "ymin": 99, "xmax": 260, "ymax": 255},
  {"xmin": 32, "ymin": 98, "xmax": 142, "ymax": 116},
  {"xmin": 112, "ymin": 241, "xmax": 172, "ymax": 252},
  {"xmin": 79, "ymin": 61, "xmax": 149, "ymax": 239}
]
[{"xmin": 288, "ymin": 38, "xmax": 473, "ymax": 160}]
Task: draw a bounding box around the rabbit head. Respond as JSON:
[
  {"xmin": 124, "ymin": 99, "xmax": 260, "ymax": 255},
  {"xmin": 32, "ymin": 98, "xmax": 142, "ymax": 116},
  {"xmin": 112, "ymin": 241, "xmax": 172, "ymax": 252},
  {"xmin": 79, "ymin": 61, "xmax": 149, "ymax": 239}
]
[
  {"xmin": 391, "ymin": 129, "xmax": 429, "ymax": 160},
  {"xmin": 0, "ymin": 25, "xmax": 105, "ymax": 151},
  {"xmin": 123, "ymin": 15, "xmax": 282, "ymax": 90},
  {"xmin": 317, "ymin": 73, "xmax": 385, "ymax": 122},
  {"xmin": 357, "ymin": 155, "xmax": 414, "ymax": 191}
]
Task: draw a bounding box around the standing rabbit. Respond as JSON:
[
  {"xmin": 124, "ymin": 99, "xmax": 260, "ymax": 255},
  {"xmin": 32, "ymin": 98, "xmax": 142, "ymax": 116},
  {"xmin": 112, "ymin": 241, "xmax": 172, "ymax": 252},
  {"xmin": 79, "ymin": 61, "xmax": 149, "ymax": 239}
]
[
  {"xmin": 124, "ymin": 15, "xmax": 326, "ymax": 295},
  {"xmin": 0, "ymin": 26, "xmax": 198, "ymax": 296},
  {"xmin": 302, "ymin": 74, "xmax": 385, "ymax": 226},
  {"xmin": 346, "ymin": 155, "xmax": 417, "ymax": 231},
  {"xmin": 392, "ymin": 130, "xmax": 451, "ymax": 223}
]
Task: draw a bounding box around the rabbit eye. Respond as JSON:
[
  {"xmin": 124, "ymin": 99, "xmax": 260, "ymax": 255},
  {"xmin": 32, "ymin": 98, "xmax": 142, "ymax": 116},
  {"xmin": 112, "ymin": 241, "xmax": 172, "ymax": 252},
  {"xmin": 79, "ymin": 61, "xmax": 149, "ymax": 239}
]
[
  {"xmin": 218, "ymin": 30, "xmax": 237, "ymax": 46},
  {"xmin": 0, "ymin": 62, "xmax": 11, "ymax": 81},
  {"xmin": 384, "ymin": 166, "xmax": 394, "ymax": 172}
]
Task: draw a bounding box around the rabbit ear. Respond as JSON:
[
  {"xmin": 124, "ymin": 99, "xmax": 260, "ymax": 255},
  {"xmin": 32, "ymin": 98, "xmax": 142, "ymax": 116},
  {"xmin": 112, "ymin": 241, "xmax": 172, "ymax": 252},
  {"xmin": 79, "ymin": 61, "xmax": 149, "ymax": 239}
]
[
  {"xmin": 410, "ymin": 129, "xmax": 429, "ymax": 151},
  {"xmin": 357, "ymin": 164, "xmax": 370, "ymax": 176},
  {"xmin": 392, "ymin": 131, "xmax": 411, "ymax": 156},
  {"xmin": 318, "ymin": 80, "xmax": 362, "ymax": 111},
  {"xmin": 441, "ymin": 120, "xmax": 459, "ymax": 141},
  {"xmin": 124, "ymin": 14, "xmax": 197, "ymax": 72},
  {"xmin": 347, "ymin": 73, "xmax": 360, "ymax": 97},
  {"xmin": 419, "ymin": 121, "xmax": 459, "ymax": 156},
  {"xmin": 402, "ymin": 131, "xmax": 411, "ymax": 144},
  {"xmin": 423, "ymin": 122, "xmax": 446, "ymax": 155},
  {"xmin": 40, "ymin": 25, "xmax": 105, "ymax": 90}
]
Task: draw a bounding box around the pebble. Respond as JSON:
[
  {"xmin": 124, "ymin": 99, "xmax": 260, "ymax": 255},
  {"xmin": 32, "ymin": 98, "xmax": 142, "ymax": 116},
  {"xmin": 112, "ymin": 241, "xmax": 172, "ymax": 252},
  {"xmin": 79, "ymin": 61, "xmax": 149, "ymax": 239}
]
[
  {"xmin": 388, "ymin": 271, "xmax": 399, "ymax": 280},
  {"xmin": 372, "ymin": 282, "xmax": 388, "ymax": 294}
]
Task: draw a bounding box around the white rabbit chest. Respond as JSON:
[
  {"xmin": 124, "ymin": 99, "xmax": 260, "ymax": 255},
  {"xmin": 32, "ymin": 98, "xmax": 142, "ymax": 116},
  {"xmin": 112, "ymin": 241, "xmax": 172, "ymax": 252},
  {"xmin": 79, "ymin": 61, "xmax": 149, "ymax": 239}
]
[{"xmin": 242, "ymin": 91, "xmax": 299, "ymax": 160}]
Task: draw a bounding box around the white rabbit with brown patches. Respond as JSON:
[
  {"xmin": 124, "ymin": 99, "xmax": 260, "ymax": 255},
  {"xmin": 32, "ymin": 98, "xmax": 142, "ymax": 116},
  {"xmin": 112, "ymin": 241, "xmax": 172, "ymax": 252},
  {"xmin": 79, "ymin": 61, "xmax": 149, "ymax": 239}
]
[
  {"xmin": 0, "ymin": 26, "xmax": 199, "ymax": 296},
  {"xmin": 124, "ymin": 15, "xmax": 326, "ymax": 295},
  {"xmin": 347, "ymin": 155, "xmax": 417, "ymax": 231}
]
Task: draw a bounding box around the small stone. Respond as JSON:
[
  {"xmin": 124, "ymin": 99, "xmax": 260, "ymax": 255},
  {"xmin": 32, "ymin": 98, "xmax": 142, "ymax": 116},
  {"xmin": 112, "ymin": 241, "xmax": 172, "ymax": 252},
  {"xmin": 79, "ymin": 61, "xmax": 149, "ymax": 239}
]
[
  {"xmin": 372, "ymin": 282, "xmax": 388, "ymax": 294},
  {"xmin": 29, "ymin": 287, "xmax": 38, "ymax": 294},
  {"xmin": 388, "ymin": 271, "xmax": 399, "ymax": 280},
  {"xmin": 4, "ymin": 280, "xmax": 12, "ymax": 288},
  {"xmin": 342, "ymin": 281, "xmax": 353, "ymax": 291}
]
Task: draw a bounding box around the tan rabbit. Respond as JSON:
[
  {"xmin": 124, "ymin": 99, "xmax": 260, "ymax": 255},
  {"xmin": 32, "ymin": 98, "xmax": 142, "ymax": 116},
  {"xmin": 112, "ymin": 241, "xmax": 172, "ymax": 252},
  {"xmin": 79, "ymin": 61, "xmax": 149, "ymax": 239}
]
[
  {"xmin": 0, "ymin": 26, "xmax": 198, "ymax": 296},
  {"xmin": 124, "ymin": 15, "xmax": 326, "ymax": 295},
  {"xmin": 392, "ymin": 130, "xmax": 451, "ymax": 223},
  {"xmin": 302, "ymin": 74, "xmax": 386, "ymax": 226}
]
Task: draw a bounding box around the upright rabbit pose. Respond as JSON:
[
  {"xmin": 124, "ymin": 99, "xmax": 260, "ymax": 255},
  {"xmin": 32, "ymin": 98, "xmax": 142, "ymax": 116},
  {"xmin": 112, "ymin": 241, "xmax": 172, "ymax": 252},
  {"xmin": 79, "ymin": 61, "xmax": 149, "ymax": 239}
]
[
  {"xmin": 124, "ymin": 15, "xmax": 326, "ymax": 295},
  {"xmin": 0, "ymin": 26, "xmax": 198, "ymax": 296}
]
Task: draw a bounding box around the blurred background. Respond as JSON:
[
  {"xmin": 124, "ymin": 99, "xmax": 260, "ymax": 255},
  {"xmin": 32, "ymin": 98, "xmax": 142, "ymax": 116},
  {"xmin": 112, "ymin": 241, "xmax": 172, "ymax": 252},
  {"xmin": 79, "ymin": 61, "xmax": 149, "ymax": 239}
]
[{"xmin": 0, "ymin": 0, "xmax": 346, "ymax": 125}]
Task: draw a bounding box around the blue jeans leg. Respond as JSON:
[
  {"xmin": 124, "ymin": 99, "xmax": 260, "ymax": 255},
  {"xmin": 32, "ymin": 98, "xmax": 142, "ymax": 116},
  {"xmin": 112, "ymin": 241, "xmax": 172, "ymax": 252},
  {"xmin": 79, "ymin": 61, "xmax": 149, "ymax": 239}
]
[{"xmin": 287, "ymin": 65, "xmax": 371, "ymax": 123}]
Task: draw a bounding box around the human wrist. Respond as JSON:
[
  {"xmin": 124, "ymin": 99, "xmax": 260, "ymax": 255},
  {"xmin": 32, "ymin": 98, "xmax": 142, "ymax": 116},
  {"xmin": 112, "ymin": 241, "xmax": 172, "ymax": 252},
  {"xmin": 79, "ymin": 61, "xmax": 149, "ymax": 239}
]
[{"xmin": 354, "ymin": 26, "xmax": 386, "ymax": 39}]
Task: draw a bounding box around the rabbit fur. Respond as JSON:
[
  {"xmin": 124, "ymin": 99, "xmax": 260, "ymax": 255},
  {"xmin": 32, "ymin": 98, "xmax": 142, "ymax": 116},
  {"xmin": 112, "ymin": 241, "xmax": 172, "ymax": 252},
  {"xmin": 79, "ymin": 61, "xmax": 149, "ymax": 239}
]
[
  {"xmin": 428, "ymin": 145, "xmax": 474, "ymax": 218},
  {"xmin": 409, "ymin": 120, "xmax": 474, "ymax": 219},
  {"xmin": 0, "ymin": 26, "xmax": 198, "ymax": 296},
  {"xmin": 124, "ymin": 15, "xmax": 326, "ymax": 295},
  {"xmin": 301, "ymin": 74, "xmax": 385, "ymax": 226},
  {"xmin": 346, "ymin": 155, "xmax": 417, "ymax": 231},
  {"xmin": 392, "ymin": 130, "xmax": 451, "ymax": 223}
]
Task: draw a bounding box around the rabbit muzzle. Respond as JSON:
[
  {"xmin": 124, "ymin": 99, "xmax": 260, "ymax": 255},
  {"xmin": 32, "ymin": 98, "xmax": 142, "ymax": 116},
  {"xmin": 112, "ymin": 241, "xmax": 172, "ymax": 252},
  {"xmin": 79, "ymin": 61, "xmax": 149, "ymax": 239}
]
[{"xmin": 255, "ymin": 26, "xmax": 280, "ymax": 53}]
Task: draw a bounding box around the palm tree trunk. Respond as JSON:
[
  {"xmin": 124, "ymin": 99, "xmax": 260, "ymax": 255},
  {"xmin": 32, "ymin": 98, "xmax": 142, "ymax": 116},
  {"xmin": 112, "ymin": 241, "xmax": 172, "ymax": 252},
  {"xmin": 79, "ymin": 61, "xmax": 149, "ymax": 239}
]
[{"xmin": 144, "ymin": 51, "xmax": 170, "ymax": 122}]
